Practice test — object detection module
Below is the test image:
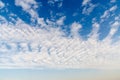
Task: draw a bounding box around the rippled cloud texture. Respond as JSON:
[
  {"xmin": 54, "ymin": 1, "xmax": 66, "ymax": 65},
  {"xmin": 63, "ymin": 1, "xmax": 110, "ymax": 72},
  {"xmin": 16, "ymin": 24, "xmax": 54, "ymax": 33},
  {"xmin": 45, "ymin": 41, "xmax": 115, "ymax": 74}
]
[{"xmin": 0, "ymin": 0, "xmax": 120, "ymax": 69}]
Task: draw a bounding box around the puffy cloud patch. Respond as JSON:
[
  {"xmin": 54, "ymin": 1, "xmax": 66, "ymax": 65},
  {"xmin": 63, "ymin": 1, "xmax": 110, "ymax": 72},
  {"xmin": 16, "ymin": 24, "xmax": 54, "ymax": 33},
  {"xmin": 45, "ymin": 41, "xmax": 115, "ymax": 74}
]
[
  {"xmin": 104, "ymin": 21, "xmax": 120, "ymax": 42},
  {"xmin": 15, "ymin": 0, "xmax": 41, "ymax": 24},
  {"xmin": 100, "ymin": 5, "xmax": 117, "ymax": 22},
  {"xmin": 0, "ymin": 17, "xmax": 120, "ymax": 69},
  {"xmin": 88, "ymin": 22, "xmax": 100, "ymax": 40},
  {"xmin": 82, "ymin": 0, "xmax": 97, "ymax": 15},
  {"xmin": 0, "ymin": 0, "xmax": 120, "ymax": 69},
  {"xmin": 56, "ymin": 16, "xmax": 66, "ymax": 26},
  {"xmin": 71, "ymin": 22, "xmax": 82, "ymax": 38}
]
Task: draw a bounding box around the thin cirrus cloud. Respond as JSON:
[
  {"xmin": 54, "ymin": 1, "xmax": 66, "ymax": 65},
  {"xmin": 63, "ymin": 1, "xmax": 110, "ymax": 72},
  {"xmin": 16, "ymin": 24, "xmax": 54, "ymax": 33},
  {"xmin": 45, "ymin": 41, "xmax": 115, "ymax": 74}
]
[{"xmin": 0, "ymin": 0, "xmax": 120, "ymax": 69}]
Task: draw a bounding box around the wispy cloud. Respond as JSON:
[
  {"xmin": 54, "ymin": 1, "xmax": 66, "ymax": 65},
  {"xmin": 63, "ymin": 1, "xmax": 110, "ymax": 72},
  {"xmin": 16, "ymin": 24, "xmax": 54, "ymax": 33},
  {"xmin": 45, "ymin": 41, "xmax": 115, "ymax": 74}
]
[
  {"xmin": 110, "ymin": 0, "xmax": 116, "ymax": 3},
  {"xmin": 100, "ymin": 5, "xmax": 117, "ymax": 22},
  {"xmin": 0, "ymin": 1, "xmax": 5, "ymax": 9},
  {"xmin": 48, "ymin": 0, "xmax": 63, "ymax": 8},
  {"xmin": 82, "ymin": 0, "xmax": 91, "ymax": 6},
  {"xmin": 82, "ymin": 0, "xmax": 97, "ymax": 15}
]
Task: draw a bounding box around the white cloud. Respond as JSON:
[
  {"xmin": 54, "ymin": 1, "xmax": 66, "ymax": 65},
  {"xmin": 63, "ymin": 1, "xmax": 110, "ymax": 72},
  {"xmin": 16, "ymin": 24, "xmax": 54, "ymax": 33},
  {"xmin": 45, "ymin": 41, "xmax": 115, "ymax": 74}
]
[
  {"xmin": 15, "ymin": 0, "xmax": 40, "ymax": 23},
  {"xmin": 0, "ymin": 1, "xmax": 120, "ymax": 69},
  {"xmin": 48, "ymin": 0, "xmax": 63, "ymax": 8},
  {"xmin": 15, "ymin": 0, "xmax": 38, "ymax": 10},
  {"xmin": 101, "ymin": 10, "xmax": 109, "ymax": 19},
  {"xmin": 100, "ymin": 5, "xmax": 117, "ymax": 22},
  {"xmin": 88, "ymin": 22, "xmax": 100, "ymax": 40},
  {"xmin": 0, "ymin": 15, "xmax": 7, "ymax": 24},
  {"xmin": 71, "ymin": 22, "xmax": 82, "ymax": 38},
  {"xmin": 109, "ymin": 5, "xmax": 117, "ymax": 11},
  {"xmin": 82, "ymin": 0, "xmax": 97, "ymax": 15},
  {"xmin": 0, "ymin": 18, "xmax": 120, "ymax": 69},
  {"xmin": 104, "ymin": 21, "xmax": 120, "ymax": 42},
  {"xmin": 115, "ymin": 16, "xmax": 119, "ymax": 20},
  {"xmin": 56, "ymin": 16, "xmax": 66, "ymax": 26},
  {"xmin": 82, "ymin": 0, "xmax": 91, "ymax": 6},
  {"xmin": 110, "ymin": 0, "xmax": 116, "ymax": 3},
  {"xmin": 0, "ymin": 1, "xmax": 5, "ymax": 9},
  {"xmin": 82, "ymin": 3, "xmax": 96, "ymax": 15},
  {"xmin": 37, "ymin": 18, "xmax": 47, "ymax": 27}
]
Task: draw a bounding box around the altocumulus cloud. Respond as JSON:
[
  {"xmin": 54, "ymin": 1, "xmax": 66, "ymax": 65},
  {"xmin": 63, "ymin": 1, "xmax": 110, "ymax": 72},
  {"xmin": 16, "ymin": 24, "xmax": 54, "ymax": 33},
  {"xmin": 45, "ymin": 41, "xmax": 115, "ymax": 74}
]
[
  {"xmin": 0, "ymin": 0, "xmax": 120, "ymax": 69},
  {"xmin": 0, "ymin": 17, "xmax": 120, "ymax": 69}
]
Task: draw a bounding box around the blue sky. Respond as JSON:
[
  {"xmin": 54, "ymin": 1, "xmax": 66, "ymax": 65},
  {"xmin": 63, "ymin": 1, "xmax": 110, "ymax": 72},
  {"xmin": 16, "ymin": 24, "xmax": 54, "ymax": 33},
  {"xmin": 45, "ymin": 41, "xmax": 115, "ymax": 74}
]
[
  {"xmin": 1, "ymin": 0, "xmax": 120, "ymax": 39},
  {"xmin": 0, "ymin": 0, "xmax": 120, "ymax": 69},
  {"xmin": 1, "ymin": 69, "xmax": 120, "ymax": 80}
]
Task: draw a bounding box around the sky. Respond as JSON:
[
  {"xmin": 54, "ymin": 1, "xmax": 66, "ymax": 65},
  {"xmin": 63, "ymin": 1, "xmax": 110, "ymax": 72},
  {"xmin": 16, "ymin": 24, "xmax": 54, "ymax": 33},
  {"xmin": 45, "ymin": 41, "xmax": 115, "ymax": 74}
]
[
  {"xmin": 0, "ymin": 0, "xmax": 120, "ymax": 69},
  {"xmin": 0, "ymin": 0, "xmax": 120, "ymax": 80},
  {"xmin": 0, "ymin": 69, "xmax": 120, "ymax": 80}
]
